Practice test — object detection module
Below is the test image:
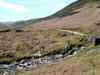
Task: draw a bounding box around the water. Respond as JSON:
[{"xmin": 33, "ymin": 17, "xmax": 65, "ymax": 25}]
[{"xmin": 0, "ymin": 49, "xmax": 77, "ymax": 75}]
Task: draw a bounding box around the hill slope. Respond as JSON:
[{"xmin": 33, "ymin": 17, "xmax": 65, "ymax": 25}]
[
  {"xmin": 2, "ymin": 22, "xmax": 14, "ymax": 25},
  {"xmin": 1, "ymin": 1, "xmax": 100, "ymax": 75},
  {"xmin": 0, "ymin": 23, "xmax": 11, "ymax": 29},
  {"xmin": 12, "ymin": 0, "xmax": 100, "ymax": 34}
]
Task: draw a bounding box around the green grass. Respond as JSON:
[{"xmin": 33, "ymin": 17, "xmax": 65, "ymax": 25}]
[
  {"xmin": 50, "ymin": 30, "xmax": 67, "ymax": 40},
  {"xmin": 47, "ymin": 30, "xmax": 67, "ymax": 52},
  {"xmin": 15, "ymin": 51, "xmax": 30, "ymax": 58}
]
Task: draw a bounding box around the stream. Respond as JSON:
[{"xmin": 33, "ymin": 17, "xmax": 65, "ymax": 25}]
[{"xmin": 0, "ymin": 45, "xmax": 78, "ymax": 75}]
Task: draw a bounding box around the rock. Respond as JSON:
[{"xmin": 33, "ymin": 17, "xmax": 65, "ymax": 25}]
[
  {"xmin": 65, "ymin": 42, "xmax": 71, "ymax": 49},
  {"xmin": 90, "ymin": 34, "xmax": 100, "ymax": 46},
  {"xmin": 54, "ymin": 54, "xmax": 63, "ymax": 61},
  {"xmin": 34, "ymin": 50, "xmax": 42, "ymax": 57},
  {"xmin": 72, "ymin": 51, "xmax": 78, "ymax": 56},
  {"xmin": 41, "ymin": 56, "xmax": 48, "ymax": 64},
  {"xmin": 3, "ymin": 72, "xmax": 8, "ymax": 75},
  {"xmin": 17, "ymin": 64, "xmax": 23, "ymax": 70},
  {"xmin": 84, "ymin": 34, "xmax": 100, "ymax": 46},
  {"xmin": 80, "ymin": 46, "xmax": 85, "ymax": 50}
]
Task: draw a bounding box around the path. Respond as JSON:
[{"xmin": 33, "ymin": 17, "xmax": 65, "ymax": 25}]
[{"xmin": 58, "ymin": 29, "xmax": 86, "ymax": 36}]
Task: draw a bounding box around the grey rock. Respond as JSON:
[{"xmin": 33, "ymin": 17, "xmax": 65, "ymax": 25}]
[
  {"xmin": 34, "ymin": 50, "xmax": 42, "ymax": 57},
  {"xmin": 54, "ymin": 54, "xmax": 63, "ymax": 61},
  {"xmin": 65, "ymin": 42, "xmax": 71, "ymax": 49}
]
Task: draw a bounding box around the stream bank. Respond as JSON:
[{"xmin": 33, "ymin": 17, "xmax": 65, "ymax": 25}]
[{"xmin": 0, "ymin": 42, "xmax": 82, "ymax": 75}]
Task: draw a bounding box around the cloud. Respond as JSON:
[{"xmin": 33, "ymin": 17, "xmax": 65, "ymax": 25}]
[
  {"xmin": 0, "ymin": 16, "xmax": 14, "ymax": 22},
  {"xmin": 57, "ymin": 3, "xmax": 67, "ymax": 7},
  {"xmin": 39, "ymin": 0, "xmax": 48, "ymax": 3},
  {"xmin": 0, "ymin": 0, "xmax": 30, "ymax": 13},
  {"xmin": 0, "ymin": 16, "xmax": 29, "ymax": 22}
]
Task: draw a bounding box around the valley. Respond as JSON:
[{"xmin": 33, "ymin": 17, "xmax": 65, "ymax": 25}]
[{"xmin": 0, "ymin": 0, "xmax": 100, "ymax": 75}]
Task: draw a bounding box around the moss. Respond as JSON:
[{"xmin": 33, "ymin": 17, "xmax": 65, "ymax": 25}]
[
  {"xmin": 40, "ymin": 50, "xmax": 48, "ymax": 56},
  {"xmin": 15, "ymin": 51, "xmax": 30, "ymax": 58}
]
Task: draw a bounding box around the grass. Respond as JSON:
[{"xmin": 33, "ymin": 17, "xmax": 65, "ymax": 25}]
[
  {"xmin": 15, "ymin": 51, "xmax": 30, "ymax": 58},
  {"xmin": 46, "ymin": 30, "xmax": 67, "ymax": 53},
  {"xmin": 49, "ymin": 30, "xmax": 67, "ymax": 40}
]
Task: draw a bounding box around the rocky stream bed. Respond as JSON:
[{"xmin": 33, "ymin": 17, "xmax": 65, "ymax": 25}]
[{"xmin": 0, "ymin": 42, "xmax": 79, "ymax": 75}]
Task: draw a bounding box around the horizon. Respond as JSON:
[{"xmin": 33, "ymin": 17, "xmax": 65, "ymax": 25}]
[{"xmin": 0, "ymin": 0, "xmax": 77, "ymax": 22}]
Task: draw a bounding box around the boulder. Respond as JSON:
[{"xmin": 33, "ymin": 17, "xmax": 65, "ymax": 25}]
[
  {"xmin": 88, "ymin": 34, "xmax": 100, "ymax": 46},
  {"xmin": 83, "ymin": 34, "xmax": 100, "ymax": 46},
  {"xmin": 65, "ymin": 42, "xmax": 71, "ymax": 49},
  {"xmin": 54, "ymin": 54, "xmax": 63, "ymax": 61},
  {"xmin": 34, "ymin": 50, "xmax": 42, "ymax": 57}
]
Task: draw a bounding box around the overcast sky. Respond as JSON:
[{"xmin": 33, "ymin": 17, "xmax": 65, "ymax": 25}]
[{"xmin": 0, "ymin": 0, "xmax": 77, "ymax": 22}]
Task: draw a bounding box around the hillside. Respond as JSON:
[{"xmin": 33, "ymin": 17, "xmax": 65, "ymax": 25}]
[
  {"xmin": 2, "ymin": 22, "xmax": 14, "ymax": 25},
  {"xmin": 12, "ymin": 0, "xmax": 100, "ymax": 34},
  {"xmin": 0, "ymin": 0, "xmax": 100, "ymax": 75},
  {"xmin": 0, "ymin": 23, "xmax": 11, "ymax": 29},
  {"xmin": 11, "ymin": 19, "xmax": 39, "ymax": 27},
  {"xmin": 52, "ymin": 0, "xmax": 100, "ymax": 17}
]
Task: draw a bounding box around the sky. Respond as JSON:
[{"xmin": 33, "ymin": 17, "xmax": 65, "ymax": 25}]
[{"xmin": 0, "ymin": 0, "xmax": 77, "ymax": 22}]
